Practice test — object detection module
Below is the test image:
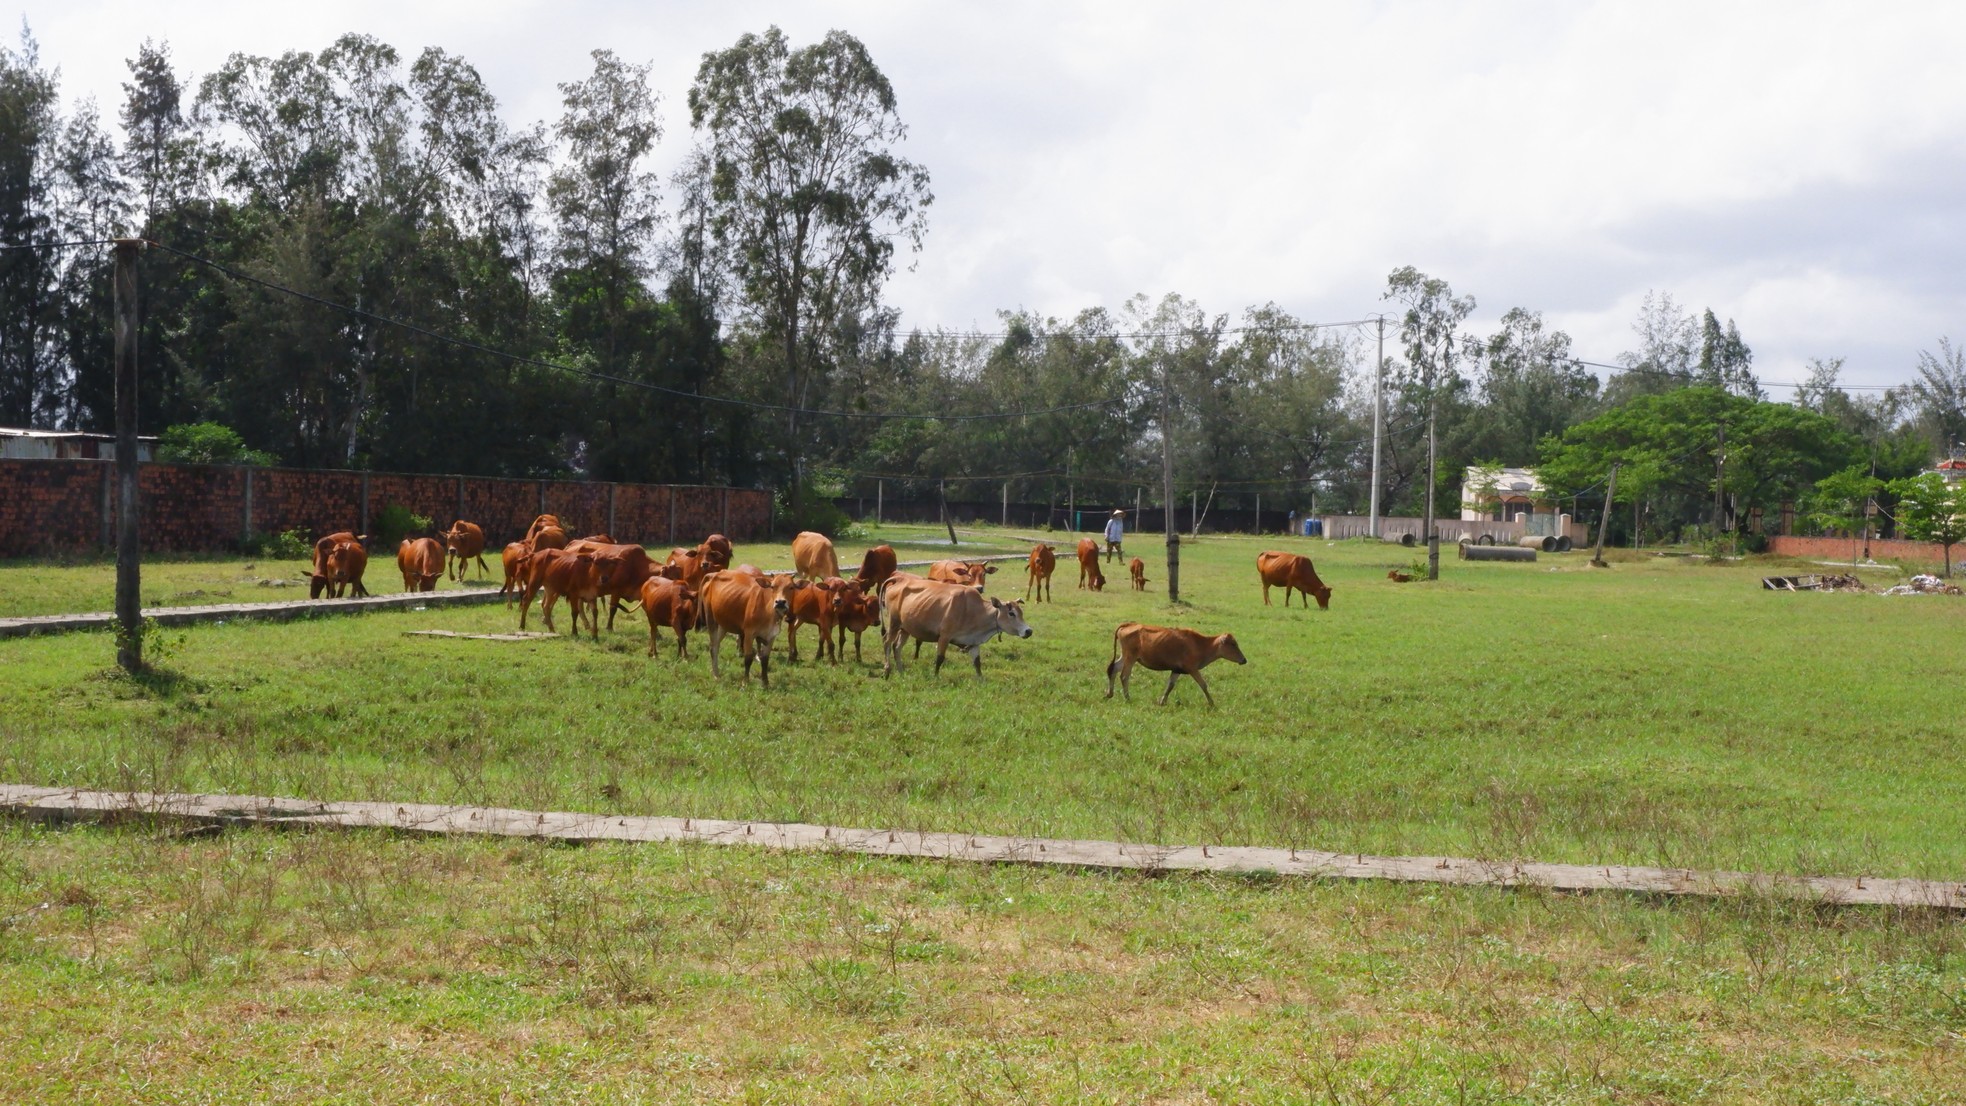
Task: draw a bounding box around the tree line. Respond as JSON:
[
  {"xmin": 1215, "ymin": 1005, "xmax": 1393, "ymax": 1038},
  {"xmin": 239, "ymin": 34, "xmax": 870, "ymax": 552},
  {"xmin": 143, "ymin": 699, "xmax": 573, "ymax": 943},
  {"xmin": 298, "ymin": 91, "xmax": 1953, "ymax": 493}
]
[{"xmin": 2, "ymin": 25, "xmax": 1961, "ymax": 541}]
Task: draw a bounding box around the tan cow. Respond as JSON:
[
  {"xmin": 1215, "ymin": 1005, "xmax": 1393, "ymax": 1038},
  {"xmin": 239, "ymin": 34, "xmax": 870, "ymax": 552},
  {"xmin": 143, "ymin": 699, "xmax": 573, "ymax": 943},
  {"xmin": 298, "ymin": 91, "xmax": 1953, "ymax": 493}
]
[
  {"xmin": 881, "ymin": 577, "xmax": 1033, "ymax": 679},
  {"xmin": 441, "ymin": 520, "xmax": 488, "ymax": 582},
  {"xmin": 1129, "ymin": 556, "xmax": 1148, "ymax": 592},
  {"xmin": 1105, "ymin": 621, "xmax": 1247, "ymax": 706},
  {"xmin": 309, "ymin": 530, "xmax": 363, "ymax": 599},
  {"xmin": 1026, "ymin": 544, "xmax": 1056, "ymax": 603},
  {"xmin": 1076, "ymin": 538, "xmax": 1105, "ymax": 591},
  {"xmin": 792, "ymin": 531, "xmax": 841, "ymax": 580},
  {"xmin": 499, "ymin": 541, "xmax": 529, "ymax": 606},
  {"xmin": 700, "ymin": 570, "xmax": 794, "ymax": 686},
  {"xmin": 1256, "ymin": 551, "xmax": 1332, "ymax": 610},
  {"xmin": 321, "ymin": 539, "xmax": 370, "ymax": 599},
  {"xmin": 699, "ymin": 533, "xmax": 734, "ymax": 571},
  {"xmin": 784, "ymin": 576, "xmax": 848, "ymax": 664},
  {"xmin": 928, "ymin": 559, "xmax": 997, "ymax": 589},
  {"xmin": 397, "ymin": 537, "xmax": 445, "ymax": 592},
  {"xmin": 539, "ymin": 551, "xmax": 608, "ymax": 639},
  {"xmin": 639, "ymin": 577, "xmax": 700, "ymax": 659},
  {"xmin": 854, "ymin": 545, "xmax": 898, "ymax": 592}
]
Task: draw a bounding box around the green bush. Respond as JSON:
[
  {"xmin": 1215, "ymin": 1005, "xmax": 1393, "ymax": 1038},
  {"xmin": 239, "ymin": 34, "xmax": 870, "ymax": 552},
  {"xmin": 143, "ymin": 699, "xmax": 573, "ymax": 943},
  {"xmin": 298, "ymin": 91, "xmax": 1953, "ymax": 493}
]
[
  {"xmin": 372, "ymin": 504, "xmax": 434, "ymax": 547},
  {"xmin": 773, "ymin": 483, "xmax": 865, "ymax": 541},
  {"xmin": 155, "ymin": 422, "xmax": 275, "ymax": 466},
  {"xmin": 246, "ymin": 527, "xmax": 313, "ymax": 560}
]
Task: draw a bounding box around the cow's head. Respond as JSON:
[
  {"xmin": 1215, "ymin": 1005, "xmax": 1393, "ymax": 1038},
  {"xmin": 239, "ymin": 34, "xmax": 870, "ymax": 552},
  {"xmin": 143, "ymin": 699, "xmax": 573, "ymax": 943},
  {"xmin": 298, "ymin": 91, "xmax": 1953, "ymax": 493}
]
[
  {"xmin": 990, "ymin": 597, "xmax": 1033, "ymax": 639},
  {"xmin": 1311, "ymin": 584, "xmax": 1332, "ymax": 610},
  {"xmin": 308, "ymin": 573, "xmax": 328, "ymax": 599},
  {"xmin": 1213, "ymin": 633, "xmax": 1248, "ymax": 665}
]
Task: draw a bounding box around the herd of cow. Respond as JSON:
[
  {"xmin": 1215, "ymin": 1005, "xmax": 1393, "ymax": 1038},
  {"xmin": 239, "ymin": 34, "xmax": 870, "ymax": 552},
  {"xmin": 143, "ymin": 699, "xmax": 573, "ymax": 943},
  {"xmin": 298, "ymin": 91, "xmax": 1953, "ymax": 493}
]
[{"xmin": 300, "ymin": 519, "xmax": 1335, "ymax": 705}]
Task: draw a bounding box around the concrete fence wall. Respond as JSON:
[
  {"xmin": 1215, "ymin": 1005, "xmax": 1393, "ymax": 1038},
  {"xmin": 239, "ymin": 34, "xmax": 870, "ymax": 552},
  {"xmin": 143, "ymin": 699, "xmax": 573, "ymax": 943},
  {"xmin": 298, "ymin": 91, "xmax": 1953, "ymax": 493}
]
[
  {"xmin": 1318, "ymin": 515, "xmax": 1591, "ymax": 545},
  {"xmin": 1767, "ymin": 534, "xmax": 1958, "ymax": 567},
  {"xmin": 0, "ymin": 458, "xmax": 771, "ymax": 557}
]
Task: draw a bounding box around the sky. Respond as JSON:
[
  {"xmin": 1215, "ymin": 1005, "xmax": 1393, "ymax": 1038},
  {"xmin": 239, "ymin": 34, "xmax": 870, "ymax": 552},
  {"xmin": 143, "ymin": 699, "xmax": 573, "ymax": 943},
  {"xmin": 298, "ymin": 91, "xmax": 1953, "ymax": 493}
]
[{"xmin": 14, "ymin": 0, "xmax": 1966, "ymax": 397}]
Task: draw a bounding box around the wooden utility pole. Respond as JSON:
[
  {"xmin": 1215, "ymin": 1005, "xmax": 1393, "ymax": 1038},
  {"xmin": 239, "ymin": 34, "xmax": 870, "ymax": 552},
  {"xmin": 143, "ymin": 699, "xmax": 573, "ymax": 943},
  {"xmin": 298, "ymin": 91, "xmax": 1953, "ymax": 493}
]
[
  {"xmin": 1001, "ymin": 481, "xmax": 1008, "ymax": 527},
  {"xmin": 1254, "ymin": 492, "xmax": 1260, "ymax": 535},
  {"xmin": 1161, "ymin": 356, "xmax": 1179, "ymax": 603},
  {"xmin": 112, "ymin": 239, "xmax": 144, "ymax": 673},
  {"xmin": 1424, "ymin": 369, "xmax": 1439, "ymax": 580},
  {"xmin": 1714, "ymin": 416, "xmax": 1727, "ymax": 535},
  {"xmin": 938, "ymin": 478, "xmax": 958, "ymax": 545},
  {"xmin": 1591, "ymin": 464, "xmax": 1619, "ymax": 567},
  {"xmin": 875, "ymin": 479, "xmax": 883, "ymax": 527},
  {"xmin": 1369, "ymin": 315, "xmax": 1385, "ymax": 538}
]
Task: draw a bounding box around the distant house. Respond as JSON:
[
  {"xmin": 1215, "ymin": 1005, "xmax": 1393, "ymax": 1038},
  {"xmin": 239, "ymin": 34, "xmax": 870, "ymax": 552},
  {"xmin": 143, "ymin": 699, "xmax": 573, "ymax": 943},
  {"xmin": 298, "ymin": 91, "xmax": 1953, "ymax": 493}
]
[
  {"xmin": 1460, "ymin": 466, "xmax": 1550, "ymax": 522},
  {"xmin": 1933, "ymin": 448, "xmax": 1966, "ymax": 483},
  {"xmin": 0, "ymin": 427, "xmax": 157, "ymax": 462}
]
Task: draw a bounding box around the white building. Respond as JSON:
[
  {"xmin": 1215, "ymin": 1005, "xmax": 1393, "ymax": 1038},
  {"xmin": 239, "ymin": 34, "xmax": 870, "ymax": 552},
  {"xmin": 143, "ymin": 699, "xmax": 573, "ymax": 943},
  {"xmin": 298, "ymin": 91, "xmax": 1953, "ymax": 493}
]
[{"xmin": 1460, "ymin": 466, "xmax": 1548, "ymax": 522}]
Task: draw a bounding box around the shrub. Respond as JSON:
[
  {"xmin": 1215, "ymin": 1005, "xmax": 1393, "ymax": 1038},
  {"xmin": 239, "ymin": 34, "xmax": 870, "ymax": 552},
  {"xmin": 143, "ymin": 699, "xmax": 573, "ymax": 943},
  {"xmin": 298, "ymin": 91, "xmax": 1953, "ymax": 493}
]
[
  {"xmin": 372, "ymin": 504, "xmax": 434, "ymax": 546},
  {"xmin": 155, "ymin": 422, "xmax": 275, "ymax": 466},
  {"xmin": 247, "ymin": 527, "xmax": 313, "ymax": 560}
]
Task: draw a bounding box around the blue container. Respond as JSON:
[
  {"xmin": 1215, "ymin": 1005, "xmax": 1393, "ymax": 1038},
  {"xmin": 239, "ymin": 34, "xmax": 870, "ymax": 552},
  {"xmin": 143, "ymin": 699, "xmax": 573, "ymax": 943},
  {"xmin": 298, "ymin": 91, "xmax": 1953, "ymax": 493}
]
[{"xmin": 1302, "ymin": 518, "xmax": 1322, "ymax": 537}]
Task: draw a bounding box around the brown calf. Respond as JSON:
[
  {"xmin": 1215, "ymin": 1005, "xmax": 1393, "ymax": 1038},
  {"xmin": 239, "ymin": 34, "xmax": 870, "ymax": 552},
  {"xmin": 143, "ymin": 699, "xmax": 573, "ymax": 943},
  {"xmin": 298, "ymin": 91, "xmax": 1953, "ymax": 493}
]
[
  {"xmin": 1129, "ymin": 557, "xmax": 1148, "ymax": 591},
  {"xmin": 1026, "ymin": 544, "xmax": 1056, "ymax": 603},
  {"xmin": 499, "ymin": 542, "xmax": 529, "ymax": 605},
  {"xmin": 1076, "ymin": 539, "xmax": 1105, "ymax": 591},
  {"xmin": 441, "ymin": 520, "xmax": 488, "ymax": 582},
  {"xmin": 854, "ymin": 545, "xmax": 898, "ymax": 592},
  {"xmin": 1105, "ymin": 621, "xmax": 1248, "ymax": 706},
  {"xmin": 639, "ymin": 577, "xmax": 700, "ymax": 659}
]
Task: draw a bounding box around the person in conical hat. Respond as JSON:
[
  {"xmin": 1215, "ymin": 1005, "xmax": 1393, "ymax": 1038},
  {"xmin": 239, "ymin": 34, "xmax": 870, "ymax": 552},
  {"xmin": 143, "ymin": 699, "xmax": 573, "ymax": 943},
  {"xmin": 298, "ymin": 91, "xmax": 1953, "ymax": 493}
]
[{"xmin": 1104, "ymin": 509, "xmax": 1126, "ymax": 563}]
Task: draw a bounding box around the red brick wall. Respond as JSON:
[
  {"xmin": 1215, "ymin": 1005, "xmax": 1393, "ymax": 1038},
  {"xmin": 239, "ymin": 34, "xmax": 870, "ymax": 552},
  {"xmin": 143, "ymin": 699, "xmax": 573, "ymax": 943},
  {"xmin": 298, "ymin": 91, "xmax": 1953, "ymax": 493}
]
[
  {"xmin": 0, "ymin": 458, "xmax": 772, "ymax": 557},
  {"xmin": 1768, "ymin": 535, "xmax": 1957, "ymax": 566}
]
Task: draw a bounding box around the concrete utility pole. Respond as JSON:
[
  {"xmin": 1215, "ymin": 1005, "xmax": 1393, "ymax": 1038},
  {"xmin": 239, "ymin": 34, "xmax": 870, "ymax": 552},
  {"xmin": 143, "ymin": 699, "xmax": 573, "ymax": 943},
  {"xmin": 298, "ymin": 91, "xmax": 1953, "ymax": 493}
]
[
  {"xmin": 112, "ymin": 239, "xmax": 144, "ymax": 673},
  {"xmin": 1161, "ymin": 354, "xmax": 1179, "ymax": 603},
  {"xmin": 1591, "ymin": 463, "xmax": 1619, "ymax": 567},
  {"xmin": 1424, "ymin": 377, "xmax": 1439, "ymax": 581},
  {"xmin": 1369, "ymin": 315, "xmax": 1385, "ymax": 538}
]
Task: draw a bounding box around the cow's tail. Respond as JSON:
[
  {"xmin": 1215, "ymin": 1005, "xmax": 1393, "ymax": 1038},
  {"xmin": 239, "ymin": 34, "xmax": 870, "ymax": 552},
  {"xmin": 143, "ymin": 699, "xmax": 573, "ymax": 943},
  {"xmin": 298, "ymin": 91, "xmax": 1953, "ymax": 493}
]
[{"xmin": 1105, "ymin": 624, "xmax": 1123, "ymax": 680}]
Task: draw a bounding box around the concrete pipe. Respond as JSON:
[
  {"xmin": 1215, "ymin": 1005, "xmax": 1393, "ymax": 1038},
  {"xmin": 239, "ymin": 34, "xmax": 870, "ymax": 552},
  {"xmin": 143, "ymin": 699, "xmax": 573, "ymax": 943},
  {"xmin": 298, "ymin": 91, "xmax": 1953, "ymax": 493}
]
[
  {"xmin": 1462, "ymin": 543, "xmax": 1537, "ymax": 562},
  {"xmin": 1554, "ymin": 535, "xmax": 1573, "ymax": 553},
  {"xmin": 1383, "ymin": 533, "xmax": 1417, "ymax": 547},
  {"xmin": 1517, "ymin": 535, "xmax": 1557, "ymax": 552},
  {"xmin": 1477, "ymin": 533, "xmax": 1495, "ymax": 545}
]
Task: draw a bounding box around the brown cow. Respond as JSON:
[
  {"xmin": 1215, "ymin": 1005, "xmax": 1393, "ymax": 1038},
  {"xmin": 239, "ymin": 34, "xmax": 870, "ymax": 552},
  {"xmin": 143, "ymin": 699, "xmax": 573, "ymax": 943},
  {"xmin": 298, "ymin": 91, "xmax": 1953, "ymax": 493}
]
[
  {"xmin": 539, "ymin": 550, "xmax": 609, "ymax": 639},
  {"xmin": 516, "ymin": 549, "xmax": 584, "ymax": 630},
  {"xmin": 854, "ymin": 545, "xmax": 898, "ymax": 592},
  {"xmin": 1256, "ymin": 551, "xmax": 1332, "ymax": 610},
  {"xmin": 499, "ymin": 541, "xmax": 530, "ymax": 606},
  {"xmin": 700, "ymin": 570, "xmax": 793, "ymax": 686},
  {"xmin": 1129, "ymin": 557, "xmax": 1148, "ymax": 592},
  {"xmin": 1077, "ymin": 539, "xmax": 1106, "ymax": 591},
  {"xmin": 1026, "ymin": 544, "xmax": 1056, "ymax": 603},
  {"xmin": 529, "ymin": 525, "xmax": 569, "ymax": 554},
  {"xmin": 523, "ymin": 514, "xmax": 562, "ymax": 545},
  {"xmin": 441, "ymin": 521, "xmax": 488, "ymax": 582},
  {"xmin": 1105, "ymin": 621, "xmax": 1248, "ymax": 706},
  {"xmin": 785, "ymin": 576, "xmax": 849, "ymax": 664},
  {"xmin": 567, "ymin": 543, "xmax": 660, "ymax": 630},
  {"xmin": 308, "ymin": 531, "xmax": 364, "ymax": 598},
  {"xmin": 397, "ymin": 537, "xmax": 445, "ymax": 592},
  {"xmin": 792, "ymin": 532, "xmax": 841, "ymax": 580},
  {"xmin": 639, "ymin": 577, "xmax": 700, "ymax": 659},
  {"xmin": 928, "ymin": 559, "xmax": 997, "ymax": 589},
  {"xmin": 833, "ymin": 579, "xmax": 879, "ymax": 664},
  {"xmin": 321, "ymin": 539, "xmax": 370, "ymax": 599},
  {"xmin": 574, "ymin": 533, "xmax": 616, "ymax": 545},
  {"xmin": 664, "ymin": 547, "xmax": 710, "ymax": 590},
  {"xmin": 880, "ymin": 576, "xmax": 1033, "ymax": 679},
  {"xmin": 700, "ymin": 533, "xmax": 734, "ymax": 570}
]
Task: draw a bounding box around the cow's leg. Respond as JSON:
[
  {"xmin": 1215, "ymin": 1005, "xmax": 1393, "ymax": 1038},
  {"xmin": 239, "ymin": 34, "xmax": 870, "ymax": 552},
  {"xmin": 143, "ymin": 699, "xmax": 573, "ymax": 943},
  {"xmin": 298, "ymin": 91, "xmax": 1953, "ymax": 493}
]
[
  {"xmin": 1159, "ymin": 670, "xmax": 1181, "ymax": 706},
  {"xmin": 585, "ymin": 596, "xmax": 600, "ymax": 640},
  {"xmin": 1192, "ymin": 670, "xmax": 1216, "ymax": 708},
  {"xmin": 675, "ymin": 621, "xmax": 689, "ymax": 660},
  {"xmin": 543, "ymin": 591, "xmax": 559, "ymax": 633},
  {"xmin": 852, "ymin": 629, "xmax": 864, "ymax": 664},
  {"xmin": 756, "ymin": 639, "xmax": 772, "ymax": 688},
  {"xmin": 786, "ymin": 618, "xmax": 801, "ymax": 663},
  {"xmin": 708, "ymin": 624, "xmax": 726, "ymax": 677},
  {"xmin": 970, "ymin": 645, "xmax": 984, "ymax": 679},
  {"xmin": 1120, "ymin": 655, "xmax": 1135, "ymax": 700},
  {"xmin": 933, "ymin": 635, "xmax": 952, "ymax": 676},
  {"xmin": 518, "ymin": 584, "xmax": 535, "ymax": 629},
  {"xmin": 475, "ymin": 553, "xmax": 489, "ymax": 578},
  {"xmin": 354, "ymin": 579, "xmax": 369, "ymax": 598},
  {"xmin": 1261, "ymin": 582, "xmax": 1271, "ymax": 606},
  {"xmin": 913, "ymin": 637, "xmax": 925, "ymax": 660},
  {"xmin": 646, "ymin": 607, "xmax": 661, "ymax": 657}
]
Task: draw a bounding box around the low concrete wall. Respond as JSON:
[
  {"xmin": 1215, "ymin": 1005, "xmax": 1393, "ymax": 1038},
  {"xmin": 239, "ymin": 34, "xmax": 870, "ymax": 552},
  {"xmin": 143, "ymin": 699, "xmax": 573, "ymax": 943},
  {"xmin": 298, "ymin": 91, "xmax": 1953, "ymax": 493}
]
[{"xmin": 1768, "ymin": 535, "xmax": 1956, "ymax": 566}]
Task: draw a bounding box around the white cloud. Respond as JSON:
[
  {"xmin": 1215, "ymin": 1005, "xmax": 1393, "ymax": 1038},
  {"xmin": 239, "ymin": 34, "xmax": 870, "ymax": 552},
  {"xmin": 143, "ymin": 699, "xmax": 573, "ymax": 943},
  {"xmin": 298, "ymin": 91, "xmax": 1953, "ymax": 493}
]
[{"xmin": 15, "ymin": 0, "xmax": 1966, "ymax": 391}]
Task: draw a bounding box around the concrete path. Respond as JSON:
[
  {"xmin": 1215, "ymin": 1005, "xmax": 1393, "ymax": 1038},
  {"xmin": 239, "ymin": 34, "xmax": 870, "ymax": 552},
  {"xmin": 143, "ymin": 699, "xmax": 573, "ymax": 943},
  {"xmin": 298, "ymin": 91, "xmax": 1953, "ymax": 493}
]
[
  {"xmin": 4, "ymin": 784, "xmax": 1958, "ymax": 911},
  {"xmin": 0, "ymin": 586, "xmax": 506, "ymax": 639}
]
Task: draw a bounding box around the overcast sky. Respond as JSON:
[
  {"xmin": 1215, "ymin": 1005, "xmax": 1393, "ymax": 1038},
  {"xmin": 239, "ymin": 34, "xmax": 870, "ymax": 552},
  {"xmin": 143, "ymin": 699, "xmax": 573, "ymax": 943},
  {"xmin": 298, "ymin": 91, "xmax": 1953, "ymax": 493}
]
[{"xmin": 16, "ymin": 0, "xmax": 1966, "ymax": 396}]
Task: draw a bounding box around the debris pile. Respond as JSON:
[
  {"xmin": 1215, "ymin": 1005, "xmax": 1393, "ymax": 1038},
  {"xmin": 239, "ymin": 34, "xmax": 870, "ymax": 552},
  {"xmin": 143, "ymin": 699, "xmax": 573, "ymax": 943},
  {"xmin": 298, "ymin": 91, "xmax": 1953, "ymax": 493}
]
[
  {"xmin": 1883, "ymin": 574, "xmax": 1962, "ymax": 597},
  {"xmin": 1761, "ymin": 574, "xmax": 1866, "ymax": 592}
]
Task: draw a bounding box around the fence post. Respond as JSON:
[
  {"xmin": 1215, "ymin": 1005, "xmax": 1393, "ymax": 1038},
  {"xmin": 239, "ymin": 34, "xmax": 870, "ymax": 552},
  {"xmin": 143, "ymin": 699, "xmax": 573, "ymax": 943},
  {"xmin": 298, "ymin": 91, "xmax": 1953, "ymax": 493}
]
[
  {"xmin": 1002, "ymin": 481, "xmax": 1008, "ymax": 527},
  {"xmin": 721, "ymin": 488, "xmax": 730, "ymax": 536},
  {"xmin": 242, "ymin": 466, "xmax": 255, "ymax": 547},
  {"xmin": 99, "ymin": 464, "xmax": 113, "ymax": 550},
  {"xmin": 1254, "ymin": 493, "xmax": 1260, "ymax": 535},
  {"xmin": 668, "ymin": 487, "xmax": 677, "ymax": 545},
  {"xmin": 112, "ymin": 238, "xmax": 142, "ymax": 673},
  {"xmin": 607, "ymin": 483, "xmax": 617, "ymax": 538},
  {"xmin": 455, "ymin": 475, "xmax": 464, "ymax": 526},
  {"xmin": 360, "ymin": 473, "xmax": 371, "ymax": 535},
  {"xmin": 876, "ymin": 480, "xmax": 883, "ymax": 526}
]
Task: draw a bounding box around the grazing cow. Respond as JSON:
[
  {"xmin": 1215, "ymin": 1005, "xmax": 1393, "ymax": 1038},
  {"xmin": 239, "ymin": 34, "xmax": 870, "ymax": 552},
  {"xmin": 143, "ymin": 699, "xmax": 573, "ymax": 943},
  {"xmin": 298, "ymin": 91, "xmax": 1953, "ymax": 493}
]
[
  {"xmin": 639, "ymin": 577, "xmax": 700, "ymax": 659},
  {"xmin": 1256, "ymin": 551, "xmax": 1333, "ymax": 610},
  {"xmin": 397, "ymin": 537, "xmax": 445, "ymax": 592},
  {"xmin": 308, "ymin": 531, "xmax": 363, "ymax": 598},
  {"xmin": 1104, "ymin": 622, "xmax": 1248, "ymax": 706},
  {"xmin": 1077, "ymin": 539, "xmax": 1106, "ymax": 591},
  {"xmin": 700, "ymin": 570, "xmax": 794, "ymax": 686},
  {"xmin": 928, "ymin": 559, "xmax": 997, "ymax": 589},
  {"xmin": 538, "ymin": 551, "xmax": 609, "ymax": 639},
  {"xmin": 854, "ymin": 545, "xmax": 898, "ymax": 592},
  {"xmin": 1129, "ymin": 557, "xmax": 1148, "ymax": 592},
  {"xmin": 785, "ymin": 576, "xmax": 850, "ymax": 664},
  {"xmin": 833, "ymin": 579, "xmax": 879, "ymax": 663},
  {"xmin": 441, "ymin": 521, "xmax": 489, "ymax": 582},
  {"xmin": 321, "ymin": 539, "xmax": 370, "ymax": 599},
  {"xmin": 792, "ymin": 532, "xmax": 841, "ymax": 580},
  {"xmin": 499, "ymin": 542, "xmax": 530, "ymax": 605},
  {"xmin": 1387, "ymin": 569, "xmax": 1413, "ymax": 583},
  {"xmin": 1026, "ymin": 544, "xmax": 1057, "ymax": 603},
  {"xmin": 700, "ymin": 533, "xmax": 734, "ymax": 570},
  {"xmin": 880, "ymin": 577, "xmax": 1033, "ymax": 679}
]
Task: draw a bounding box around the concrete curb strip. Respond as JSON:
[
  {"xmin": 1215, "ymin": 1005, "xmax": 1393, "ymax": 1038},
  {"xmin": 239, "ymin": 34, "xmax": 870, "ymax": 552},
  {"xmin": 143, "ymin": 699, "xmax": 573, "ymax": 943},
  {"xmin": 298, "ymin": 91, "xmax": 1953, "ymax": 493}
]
[{"xmin": 3, "ymin": 785, "xmax": 1959, "ymax": 911}]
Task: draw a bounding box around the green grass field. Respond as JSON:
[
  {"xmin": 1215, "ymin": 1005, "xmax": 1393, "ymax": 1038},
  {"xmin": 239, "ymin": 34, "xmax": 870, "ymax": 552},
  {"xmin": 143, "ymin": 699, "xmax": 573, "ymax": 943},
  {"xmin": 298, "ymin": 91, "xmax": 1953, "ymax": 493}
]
[
  {"xmin": 4, "ymin": 527, "xmax": 1965, "ymax": 1100},
  {"xmin": 1, "ymin": 526, "xmax": 1961, "ymax": 879}
]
